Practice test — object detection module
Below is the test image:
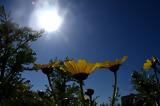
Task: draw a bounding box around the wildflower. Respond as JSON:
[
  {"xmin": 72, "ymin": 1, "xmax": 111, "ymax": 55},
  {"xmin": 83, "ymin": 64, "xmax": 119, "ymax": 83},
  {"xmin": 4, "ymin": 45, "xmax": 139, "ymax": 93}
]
[
  {"xmin": 143, "ymin": 57, "xmax": 160, "ymax": 85},
  {"xmin": 64, "ymin": 59, "xmax": 98, "ymax": 105},
  {"xmin": 143, "ymin": 57, "xmax": 160, "ymax": 70},
  {"xmin": 34, "ymin": 60, "xmax": 62, "ymax": 75},
  {"xmin": 85, "ymin": 88, "xmax": 94, "ymax": 97},
  {"xmin": 97, "ymin": 56, "xmax": 128, "ymax": 106},
  {"xmin": 143, "ymin": 59, "xmax": 154, "ymax": 70},
  {"xmin": 99, "ymin": 56, "xmax": 128, "ymax": 72},
  {"xmin": 64, "ymin": 59, "xmax": 98, "ymax": 81},
  {"xmin": 34, "ymin": 64, "xmax": 54, "ymax": 75}
]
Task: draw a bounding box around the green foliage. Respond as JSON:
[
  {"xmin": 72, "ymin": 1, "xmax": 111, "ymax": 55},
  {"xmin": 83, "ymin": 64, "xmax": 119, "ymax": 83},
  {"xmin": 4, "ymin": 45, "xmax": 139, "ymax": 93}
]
[
  {"xmin": 41, "ymin": 58, "xmax": 100, "ymax": 106},
  {"xmin": 0, "ymin": 5, "xmax": 44, "ymax": 105},
  {"xmin": 0, "ymin": 5, "xmax": 42, "ymax": 78},
  {"xmin": 43, "ymin": 59, "xmax": 82, "ymax": 105},
  {"xmin": 131, "ymin": 70, "xmax": 160, "ymax": 105},
  {"xmin": 0, "ymin": 5, "xmax": 43, "ymax": 80}
]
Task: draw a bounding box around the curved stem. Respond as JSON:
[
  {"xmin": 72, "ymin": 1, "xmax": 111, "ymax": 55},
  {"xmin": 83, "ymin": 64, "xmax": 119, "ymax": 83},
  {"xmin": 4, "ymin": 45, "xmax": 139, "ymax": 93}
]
[
  {"xmin": 111, "ymin": 71, "xmax": 118, "ymax": 106},
  {"xmin": 79, "ymin": 80, "xmax": 85, "ymax": 106}
]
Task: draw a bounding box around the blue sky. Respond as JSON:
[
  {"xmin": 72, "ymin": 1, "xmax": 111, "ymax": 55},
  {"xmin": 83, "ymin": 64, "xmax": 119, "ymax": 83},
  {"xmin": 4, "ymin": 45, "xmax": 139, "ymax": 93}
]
[{"xmin": 1, "ymin": 0, "xmax": 160, "ymax": 104}]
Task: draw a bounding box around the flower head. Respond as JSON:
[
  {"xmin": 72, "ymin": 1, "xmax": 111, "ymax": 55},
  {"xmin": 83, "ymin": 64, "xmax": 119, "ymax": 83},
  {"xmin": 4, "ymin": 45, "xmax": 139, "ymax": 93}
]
[
  {"xmin": 85, "ymin": 88, "xmax": 94, "ymax": 96},
  {"xmin": 143, "ymin": 57, "xmax": 159, "ymax": 70},
  {"xmin": 64, "ymin": 59, "xmax": 98, "ymax": 81},
  {"xmin": 98, "ymin": 56, "xmax": 128, "ymax": 72},
  {"xmin": 34, "ymin": 60, "xmax": 62, "ymax": 75},
  {"xmin": 143, "ymin": 59, "xmax": 153, "ymax": 70},
  {"xmin": 34, "ymin": 63, "xmax": 54, "ymax": 75}
]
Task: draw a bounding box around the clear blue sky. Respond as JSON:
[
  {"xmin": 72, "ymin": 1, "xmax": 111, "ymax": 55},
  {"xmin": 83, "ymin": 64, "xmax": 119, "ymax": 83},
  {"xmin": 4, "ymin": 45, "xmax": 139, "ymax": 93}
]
[{"xmin": 1, "ymin": 0, "xmax": 160, "ymax": 104}]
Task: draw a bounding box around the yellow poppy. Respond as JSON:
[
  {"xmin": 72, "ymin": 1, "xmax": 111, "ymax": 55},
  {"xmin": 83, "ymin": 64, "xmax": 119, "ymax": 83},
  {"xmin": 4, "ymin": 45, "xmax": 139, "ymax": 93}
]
[
  {"xmin": 98, "ymin": 56, "xmax": 128, "ymax": 72},
  {"xmin": 64, "ymin": 59, "xmax": 98, "ymax": 81}
]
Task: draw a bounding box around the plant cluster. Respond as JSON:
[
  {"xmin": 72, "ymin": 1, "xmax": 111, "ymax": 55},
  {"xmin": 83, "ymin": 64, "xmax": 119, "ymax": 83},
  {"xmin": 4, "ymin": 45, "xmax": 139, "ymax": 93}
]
[
  {"xmin": 1, "ymin": 5, "xmax": 160, "ymax": 106},
  {"xmin": 131, "ymin": 57, "xmax": 160, "ymax": 106}
]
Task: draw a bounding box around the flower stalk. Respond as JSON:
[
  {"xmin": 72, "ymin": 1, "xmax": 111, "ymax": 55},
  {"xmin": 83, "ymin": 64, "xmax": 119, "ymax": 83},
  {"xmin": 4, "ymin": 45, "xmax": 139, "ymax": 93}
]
[
  {"xmin": 47, "ymin": 75, "xmax": 56, "ymax": 103},
  {"xmin": 79, "ymin": 80, "xmax": 85, "ymax": 106},
  {"xmin": 85, "ymin": 88, "xmax": 94, "ymax": 106},
  {"xmin": 89, "ymin": 95, "xmax": 93, "ymax": 106},
  {"xmin": 111, "ymin": 71, "xmax": 118, "ymax": 106},
  {"xmin": 153, "ymin": 67, "xmax": 159, "ymax": 83}
]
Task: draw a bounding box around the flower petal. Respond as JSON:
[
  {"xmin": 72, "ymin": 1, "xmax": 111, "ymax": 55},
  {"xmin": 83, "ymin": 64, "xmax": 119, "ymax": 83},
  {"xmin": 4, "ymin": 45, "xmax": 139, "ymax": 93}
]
[{"xmin": 77, "ymin": 60, "xmax": 87, "ymax": 72}]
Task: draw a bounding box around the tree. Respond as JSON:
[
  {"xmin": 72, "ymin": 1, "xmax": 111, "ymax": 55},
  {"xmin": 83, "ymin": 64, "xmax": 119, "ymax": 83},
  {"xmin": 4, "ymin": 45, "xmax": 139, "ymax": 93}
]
[{"xmin": 0, "ymin": 5, "xmax": 43, "ymax": 103}]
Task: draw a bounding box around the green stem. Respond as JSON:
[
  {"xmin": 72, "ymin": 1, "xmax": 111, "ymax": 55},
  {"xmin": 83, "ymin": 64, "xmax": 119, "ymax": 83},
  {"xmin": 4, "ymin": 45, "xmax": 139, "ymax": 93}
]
[
  {"xmin": 153, "ymin": 67, "xmax": 160, "ymax": 105},
  {"xmin": 79, "ymin": 80, "xmax": 85, "ymax": 106},
  {"xmin": 111, "ymin": 71, "xmax": 118, "ymax": 106},
  {"xmin": 89, "ymin": 95, "xmax": 93, "ymax": 106},
  {"xmin": 154, "ymin": 67, "xmax": 159, "ymax": 83},
  {"xmin": 47, "ymin": 75, "xmax": 56, "ymax": 103}
]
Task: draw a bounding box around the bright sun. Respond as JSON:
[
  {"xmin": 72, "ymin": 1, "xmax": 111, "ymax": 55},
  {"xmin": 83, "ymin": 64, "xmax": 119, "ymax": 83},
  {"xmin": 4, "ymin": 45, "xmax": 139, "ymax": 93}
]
[
  {"xmin": 36, "ymin": 8, "xmax": 63, "ymax": 32},
  {"xmin": 29, "ymin": 0, "xmax": 65, "ymax": 33}
]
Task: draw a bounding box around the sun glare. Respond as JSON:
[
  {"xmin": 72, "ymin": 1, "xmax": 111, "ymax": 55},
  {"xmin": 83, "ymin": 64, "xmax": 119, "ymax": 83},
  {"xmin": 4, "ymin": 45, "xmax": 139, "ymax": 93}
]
[
  {"xmin": 37, "ymin": 9, "xmax": 63, "ymax": 32},
  {"xmin": 37, "ymin": 9, "xmax": 62, "ymax": 32},
  {"xmin": 29, "ymin": 0, "xmax": 65, "ymax": 33}
]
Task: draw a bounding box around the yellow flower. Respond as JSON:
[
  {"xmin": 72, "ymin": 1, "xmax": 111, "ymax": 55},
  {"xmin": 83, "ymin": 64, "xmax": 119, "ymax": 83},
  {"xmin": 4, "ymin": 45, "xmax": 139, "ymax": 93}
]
[
  {"xmin": 34, "ymin": 63, "xmax": 54, "ymax": 75},
  {"xmin": 34, "ymin": 60, "xmax": 62, "ymax": 75},
  {"xmin": 64, "ymin": 59, "xmax": 98, "ymax": 81},
  {"xmin": 143, "ymin": 58, "xmax": 157, "ymax": 70},
  {"xmin": 98, "ymin": 56, "xmax": 128, "ymax": 72}
]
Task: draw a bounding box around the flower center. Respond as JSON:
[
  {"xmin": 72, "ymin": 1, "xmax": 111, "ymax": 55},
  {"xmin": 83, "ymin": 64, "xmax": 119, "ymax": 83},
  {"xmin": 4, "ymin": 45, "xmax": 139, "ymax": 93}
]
[
  {"xmin": 73, "ymin": 73, "xmax": 89, "ymax": 81},
  {"xmin": 109, "ymin": 64, "xmax": 120, "ymax": 72}
]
